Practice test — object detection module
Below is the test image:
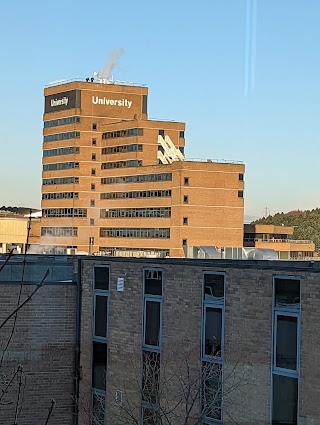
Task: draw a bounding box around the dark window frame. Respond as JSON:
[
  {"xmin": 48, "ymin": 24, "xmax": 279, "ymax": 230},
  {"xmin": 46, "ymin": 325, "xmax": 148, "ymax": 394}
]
[
  {"xmin": 143, "ymin": 268, "xmax": 163, "ymax": 352},
  {"xmin": 271, "ymin": 276, "xmax": 301, "ymax": 425}
]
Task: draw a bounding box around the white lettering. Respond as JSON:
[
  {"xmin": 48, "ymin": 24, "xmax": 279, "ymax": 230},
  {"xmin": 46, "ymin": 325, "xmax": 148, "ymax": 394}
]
[
  {"xmin": 50, "ymin": 97, "xmax": 68, "ymax": 107},
  {"xmin": 92, "ymin": 96, "xmax": 132, "ymax": 108}
]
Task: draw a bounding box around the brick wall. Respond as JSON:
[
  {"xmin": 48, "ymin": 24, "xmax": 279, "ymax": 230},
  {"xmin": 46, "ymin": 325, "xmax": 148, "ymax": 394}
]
[
  {"xmin": 0, "ymin": 255, "xmax": 77, "ymax": 425},
  {"xmin": 79, "ymin": 257, "xmax": 320, "ymax": 425}
]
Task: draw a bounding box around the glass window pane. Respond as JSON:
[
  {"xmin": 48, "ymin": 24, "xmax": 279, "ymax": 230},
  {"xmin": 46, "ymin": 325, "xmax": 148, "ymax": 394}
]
[
  {"xmin": 142, "ymin": 351, "xmax": 160, "ymax": 404},
  {"xmin": 144, "ymin": 270, "xmax": 162, "ymax": 295},
  {"xmin": 204, "ymin": 274, "xmax": 224, "ymax": 301},
  {"xmin": 95, "ymin": 295, "xmax": 108, "ymax": 338},
  {"xmin": 92, "ymin": 392, "xmax": 106, "ymax": 425},
  {"xmin": 276, "ymin": 315, "xmax": 297, "ymax": 370},
  {"xmin": 92, "ymin": 342, "xmax": 108, "ymax": 390},
  {"xmin": 145, "ymin": 301, "xmax": 161, "ymax": 346},
  {"xmin": 275, "ymin": 278, "xmax": 300, "ymax": 307},
  {"xmin": 201, "ymin": 362, "xmax": 222, "ymax": 421},
  {"xmin": 143, "ymin": 407, "xmax": 160, "ymax": 424},
  {"xmin": 272, "ymin": 374, "xmax": 298, "ymax": 424},
  {"xmin": 94, "ymin": 267, "xmax": 109, "ymax": 290},
  {"xmin": 205, "ymin": 307, "xmax": 222, "ymax": 357}
]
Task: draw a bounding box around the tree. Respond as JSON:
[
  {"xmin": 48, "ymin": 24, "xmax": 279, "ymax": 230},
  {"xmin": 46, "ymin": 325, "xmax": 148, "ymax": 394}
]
[{"xmin": 86, "ymin": 344, "xmax": 248, "ymax": 425}]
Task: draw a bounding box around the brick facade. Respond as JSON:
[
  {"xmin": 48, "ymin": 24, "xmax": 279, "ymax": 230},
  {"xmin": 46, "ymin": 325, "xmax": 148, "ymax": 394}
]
[
  {"xmin": 79, "ymin": 257, "xmax": 320, "ymax": 425},
  {"xmin": 41, "ymin": 80, "xmax": 244, "ymax": 256},
  {"xmin": 2, "ymin": 254, "xmax": 320, "ymax": 424},
  {"xmin": 0, "ymin": 255, "xmax": 78, "ymax": 425}
]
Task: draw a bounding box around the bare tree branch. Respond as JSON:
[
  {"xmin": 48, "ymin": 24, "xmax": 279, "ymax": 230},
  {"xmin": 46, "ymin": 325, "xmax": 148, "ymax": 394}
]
[
  {"xmin": 44, "ymin": 398, "xmax": 56, "ymax": 425},
  {"xmin": 0, "ymin": 249, "xmax": 14, "ymax": 274},
  {"xmin": 0, "ymin": 268, "xmax": 49, "ymax": 332}
]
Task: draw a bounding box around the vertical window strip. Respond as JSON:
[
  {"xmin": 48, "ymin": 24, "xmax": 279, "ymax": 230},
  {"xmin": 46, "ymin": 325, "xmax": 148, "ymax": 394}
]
[
  {"xmin": 271, "ymin": 276, "xmax": 301, "ymax": 425},
  {"xmin": 201, "ymin": 272, "xmax": 225, "ymax": 424},
  {"xmin": 142, "ymin": 268, "xmax": 163, "ymax": 420},
  {"xmin": 91, "ymin": 266, "xmax": 110, "ymax": 424}
]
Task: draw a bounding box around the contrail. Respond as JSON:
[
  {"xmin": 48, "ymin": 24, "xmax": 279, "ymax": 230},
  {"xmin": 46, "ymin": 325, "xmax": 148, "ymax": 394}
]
[
  {"xmin": 244, "ymin": 0, "xmax": 251, "ymax": 96},
  {"xmin": 250, "ymin": 0, "xmax": 257, "ymax": 91},
  {"xmin": 244, "ymin": 0, "xmax": 257, "ymax": 96}
]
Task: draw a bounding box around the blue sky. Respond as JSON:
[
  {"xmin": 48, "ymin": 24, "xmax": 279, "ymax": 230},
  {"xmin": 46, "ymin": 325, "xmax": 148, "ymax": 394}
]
[{"xmin": 1, "ymin": 0, "xmax": 320, "ymax": 220}]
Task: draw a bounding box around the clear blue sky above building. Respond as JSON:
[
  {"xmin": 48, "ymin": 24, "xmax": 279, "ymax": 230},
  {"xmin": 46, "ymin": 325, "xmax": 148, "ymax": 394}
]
[{"xmin": 1, "ymin": 0, "xmax": 319, "ymax": 220}]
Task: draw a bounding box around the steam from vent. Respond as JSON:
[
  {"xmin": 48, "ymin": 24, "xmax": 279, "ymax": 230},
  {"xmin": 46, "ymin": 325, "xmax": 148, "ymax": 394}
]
[{"xmin": 95, "ymin": 48, "xmax": 124, "ymax": 81}]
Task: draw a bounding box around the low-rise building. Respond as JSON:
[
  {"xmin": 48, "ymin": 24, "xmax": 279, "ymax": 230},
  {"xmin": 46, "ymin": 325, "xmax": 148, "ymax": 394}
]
[
  {"xmin": 0, "ymin": 210, "xmax": 40, "ymax": 253},
  {"xmin": 244, "ymin": 223, "xmax": 316, "ymax": 260},
  {"xmin": 1, "ymin": 254, "xmax": 320, "ymax": 424}
]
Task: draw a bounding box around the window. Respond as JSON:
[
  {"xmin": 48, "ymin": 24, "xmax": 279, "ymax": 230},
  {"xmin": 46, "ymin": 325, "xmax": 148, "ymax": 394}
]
[
  {"xmin": 43, "ymin": 131, "xmax": 80, "ymax": 143},
  {"xmin": 238, "ymin": 190, "xmax": 244, "ymax": 198},
  {"xmin": 92, "ymin": 138, "xmax": 97, "ymax": 146},
  {"xmin": 92, "ymin": 123, "xmax": 97, "ymax": 130},
  {"xmin": 182, "ymin": 239, "xmax": 187, "ymax": 246},
  {"xmin": 271, "ymin": 277, "xmax": 300, "ymax": 425},
  {"xmin": 158, "ymin": 130, "xmax": 165, "ymax": 137},
  {"xmin": 102, "ymin": 128, "xmax": 143, "ymax": 139},
  {"xmin": 44, "ymin": 116, "xmax": 80, "ymax": 128},
  {"xmin": 100, "ymin": 190, "xmax": 172, "ymax": 200},
  {"xmin": 179, "ymin": 131, "xmax": 185, "ymax": 138},
  {"xmin": 100, "ymin": 207, "xmax": 171, "ymax": 219},
  {"xmin": 91, "ymin": 169, "xmax": 96, "ymax": 176},
  {"xmin": 91, "ymin": 266, "xmax": 110, "ymax": 423},
  {"xmin": 92, "ymin": 392, "xmax": 105, "ymax": 425},
  {"xmin": 43, "ymin": 162, "xmax": 79, "ymax": 171},
  {"xmin": 201, "ymin": 362, "xmax": 222, "ymax": 421},
  {"xmin": 90, "ymin": 219, "xmax": 95, "ymax": 226},
  {"xmin": 43, "ymin": 146, "xmax": 79, "ymax": 157},
  {"xmin": 183, "ymin": 217, "xmax": 188, "ymax": 225},
  {"xmin": 100, "ymin": 228, "xmax": 170, "ymax": 239},
  {"xmin": 42, "ymin": 177, "xmax": 79, "ymax": 185},
  {"xmin": 101, "ymin": 173, "xmax": 172, "ymax": 185},
  {"xmin": 101, "ymin": 160, "xmax": 142, "ymax": 169},
  {"xmin": 42, "ymin": 192, "xmax": 79, "ymax": 200},
  {"xmin": 42, "ymin": 208, "xmax": 87, "ymax": 218},
  {"xmin": 239, "ymin": 173, "xmax": 244, "ymax": 181},
  {"xmin": 142, "ymin": 351, "xmax": 160, "ymax": 404},
  {"xmin": 41, "ymin": 227, "xmax": 78, "ymax": 237},
  {"xmin": 184, "ymin": 177, "xmax": 189, "ymax": 185},
  {"xmin": 143, "ymin": 269, "xmax": 163, "ymax": 348},
  {"xmin": 179, "ymin": 147, "xmax": 184, "ymax": 155},
  {"xmin": 99, "ymin": 247, "xmax": 170, "ymax": 258},
  {"xmin": 183, "ymin": 195, "xmax": 189, "ymax": 204},
  {"xmin": 92, "ymin": 342, "xmax": 108, "ymax": 389},
  {"xmin": 94, "ymin": 266, "xmax": 110, "ymax": 291},
  {"xmin": 101, "ymin": 144, "xmax": 143, "ymax": 154},
  {"xmin": 92, "ymin": 153, "xmax": 96, "ymax": 160},
  {"xmin": 91, "ymin": 199, "xmax": 95, "ymax": 207},
  {"xmin": 142, "ymin": 269, "xmax": 163, "ymax": 415},
  {"xmin": 201, "ymin": 273, "xmax": 225, "ymax": 422},
  {"xmin": 91, "ymin": 183, "xmax": 96, "ymax": 191}
]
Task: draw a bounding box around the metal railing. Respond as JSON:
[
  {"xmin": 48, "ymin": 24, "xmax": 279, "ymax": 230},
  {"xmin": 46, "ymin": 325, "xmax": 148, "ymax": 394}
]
[
  {"xmin": 244, "ymin": 238, "xmax": 314, "ymax": 244},
  {"xmin": 45, "ymin": 78, "xmax": 147, "ymax": 88},
  {"xmin": 185, "ymin": 158, "xmax": 244, "ymax": 164}
]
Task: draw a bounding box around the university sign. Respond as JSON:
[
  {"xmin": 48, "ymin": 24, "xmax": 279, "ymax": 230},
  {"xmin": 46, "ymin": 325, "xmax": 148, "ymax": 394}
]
[
  {"xmin": 92, "ymin": 96, "xmax": 132, "ymax": 109},
  {"xmin": 44, "ymin": 90, "xmax": 81, "ymax": 113}
]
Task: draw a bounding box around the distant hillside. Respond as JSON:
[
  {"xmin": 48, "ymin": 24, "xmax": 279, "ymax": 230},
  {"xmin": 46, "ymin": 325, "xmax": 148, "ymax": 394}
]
[
  {"xmin": 0, "ymin": 206, "xmax": 38, "ymax": 216},
  {"xmin": 252, "ymin": 209, "xmax": 320, "ymax": 251}
]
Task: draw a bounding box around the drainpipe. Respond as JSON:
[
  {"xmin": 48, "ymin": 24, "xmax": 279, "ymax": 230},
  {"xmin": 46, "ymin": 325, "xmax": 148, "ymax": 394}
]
[{"xmin": 73, "ymin": 258, "xmax": 82, "ymax": 425}]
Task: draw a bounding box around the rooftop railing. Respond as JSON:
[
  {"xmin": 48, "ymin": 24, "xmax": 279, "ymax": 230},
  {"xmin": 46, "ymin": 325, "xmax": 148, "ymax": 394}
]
[
  {"xmin": 185, "ymin": 158, "xmax": 244, "ymax": 164},
  {"xmin": 244, "ymin": 238, "xmax": 314, "ymax": 244},
  {"xmin": 45, "ymin": 78, "xmax": 147, "ymax": 88}
]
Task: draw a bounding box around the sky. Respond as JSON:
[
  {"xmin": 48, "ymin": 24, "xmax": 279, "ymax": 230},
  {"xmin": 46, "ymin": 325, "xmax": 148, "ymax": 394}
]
[{"xmin": 1, "ymin": 0, "xmax": 320, "ymax": 221}]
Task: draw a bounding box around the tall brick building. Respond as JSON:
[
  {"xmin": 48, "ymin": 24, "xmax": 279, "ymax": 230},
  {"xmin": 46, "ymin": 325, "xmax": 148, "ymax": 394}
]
[
  {"xmin": 41, "ymin": 79, "xmax": 245, "ymax": 256},
  {"xmin": 1, "ymin": 253, "xmax": 320, "ymax": 424}
]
